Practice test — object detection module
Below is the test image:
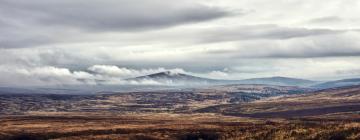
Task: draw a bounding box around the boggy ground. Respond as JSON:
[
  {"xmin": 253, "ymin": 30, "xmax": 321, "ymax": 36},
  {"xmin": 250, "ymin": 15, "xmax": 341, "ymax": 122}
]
[{"xmin": 1, "ymin": 112, "xmax": 360, "ymax": 140}]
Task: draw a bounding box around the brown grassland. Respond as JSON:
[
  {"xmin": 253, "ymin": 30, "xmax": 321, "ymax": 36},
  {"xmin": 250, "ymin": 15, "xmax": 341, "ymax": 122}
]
[
  {"xmin": 1, "ymin": 85, "xmax": 360, "ymax": 140},
  {"xmin": 1, "ymin": 112, "xmax": 360, "ymax": 140}
]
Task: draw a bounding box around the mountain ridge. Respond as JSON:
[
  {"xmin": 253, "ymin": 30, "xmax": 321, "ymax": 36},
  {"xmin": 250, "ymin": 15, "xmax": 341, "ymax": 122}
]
[{"xmin": 126, "ymin": 71, "xmax": 317, "ymax": 87}]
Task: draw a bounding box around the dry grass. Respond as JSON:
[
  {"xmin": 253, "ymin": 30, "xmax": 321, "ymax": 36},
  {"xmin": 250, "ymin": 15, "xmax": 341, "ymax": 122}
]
[{"xmin": 1, "ymin": 113, "xmax": 360, "ymax": 140}]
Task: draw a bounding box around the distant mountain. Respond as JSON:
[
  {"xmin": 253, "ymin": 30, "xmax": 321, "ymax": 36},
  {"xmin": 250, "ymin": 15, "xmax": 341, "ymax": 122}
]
[
  {"xmin": 126, "ymin": 71, "xmax": 316, "ymax": 87},
  {"xmin": 126, "ymin": 71, "xmax": 225, "ymax": 86},
  {"xmin": 238, "ymin": 76, "xmax": 317, "ymax": 87},
  {"xmin": 312, "ymin": 78, "xmax": 360, "ymax": 89}
]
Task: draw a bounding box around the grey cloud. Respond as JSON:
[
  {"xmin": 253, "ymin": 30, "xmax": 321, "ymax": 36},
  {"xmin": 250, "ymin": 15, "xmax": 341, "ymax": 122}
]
[
  {"xmin": 0, "ymin": 16, "xmax": 69, "ymax": 48},
  {"xmin": 263, "ymin": 51, "xmax": 360, "ymax": 58},
  {"xmin": 126, "ymin": 24, "xmax": 349, "ymax": 46},
  {"xmin": 0, "ymin": 33, "xmax": 54, "ymax": 48},
  {"xmin": 210, "ymin": 47, "xmax": 360, "ymax": 59},
  {"xmin": 199, "ymin": 24, "xmax": 345, "ymax": 43},
  {"xmin": 206, "ymin": 31, "xmax": 360, "ymax": 58},
  {"xmin": 336, "ymin": 69, "xmax": 360, "ymax": 75},
  {"xmin": 0, "ymin": 0, "xmax": 231, "ymax": 48},
  {"xmin": 308, "ymin": 16, "xmax": 343, "ymax": 24},
  {"xmin": 0, "ymin": 0, "xmax": 230, "ymax": 32},
  {"xmin": 0, "ymin": 48, "xmax": 85, "ymax": 67}
]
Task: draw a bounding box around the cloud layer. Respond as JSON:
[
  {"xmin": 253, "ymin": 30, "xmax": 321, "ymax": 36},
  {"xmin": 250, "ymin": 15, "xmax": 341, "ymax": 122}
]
[
  {"xmin": 0, "ymin": 64, "xmax": 190, "ymax": 86},
  {"xmin": 0, "ymin": 0, "xmax": 230, "ymax": 48},
  {"xmin": 1, "ymin": 0, "xmax": 360, "ymax": 86},
  {"xmin": 3, "ymin": 0, "xmax": 230, "ymax": 31}
]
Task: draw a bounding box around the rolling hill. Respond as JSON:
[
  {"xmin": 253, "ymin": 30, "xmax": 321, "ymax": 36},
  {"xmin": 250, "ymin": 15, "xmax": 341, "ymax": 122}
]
[
  {"xmin": 198, "ymin": 85, "xmax": 360, "ymax": 118},
  {"xmin": 312, "ymin": 78, "xmax": 360, "ymax": 89},
  {"xmin": 238, "ymin": 76, "xmax": 317, "ymax": 87}
]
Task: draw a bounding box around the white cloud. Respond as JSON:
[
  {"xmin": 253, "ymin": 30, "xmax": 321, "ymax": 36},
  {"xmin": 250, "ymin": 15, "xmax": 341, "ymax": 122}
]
[
  {"xmin": 0, "ymin": 65, "xmax": 96, "ymax": 86},
  {"xmin": 87, "ymin": 65, "xmax": 185, "ymax": 79},
  {"xmin": 0, "ymin": 64, "xmax": 191, "ymax": 86},
  {"xmin": 203, "ymin": 71, "xmax": 229, "ymax": 79},
  {"xmin": 88, "ymin": 65, "xmax": 143, "ymax": 77}
]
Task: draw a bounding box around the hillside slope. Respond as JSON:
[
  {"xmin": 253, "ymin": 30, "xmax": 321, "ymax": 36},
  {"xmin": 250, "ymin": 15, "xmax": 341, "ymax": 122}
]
[
  {"xmin": 198, "ymin": 85, "xmax": 360, "ymax": 118},
  {"xmin": 312, "ymin": 78, "xmax": 360, "ymax": 89}
]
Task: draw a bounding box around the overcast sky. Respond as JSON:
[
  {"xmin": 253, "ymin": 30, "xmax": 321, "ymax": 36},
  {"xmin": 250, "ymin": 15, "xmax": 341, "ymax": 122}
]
[{"xmin": 1, "ymin": 0, "xmax": 360, "ymax": 86}]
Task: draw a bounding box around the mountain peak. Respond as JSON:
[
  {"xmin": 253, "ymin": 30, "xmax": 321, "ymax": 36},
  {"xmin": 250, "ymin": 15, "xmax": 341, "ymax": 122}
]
[
  {"xmin": 162, "ymin": 71, "xmax": 180, "ymax": 76},
  {"xmin": 145, "ymin": 71, "xmax": 184, "ymax": 78}
]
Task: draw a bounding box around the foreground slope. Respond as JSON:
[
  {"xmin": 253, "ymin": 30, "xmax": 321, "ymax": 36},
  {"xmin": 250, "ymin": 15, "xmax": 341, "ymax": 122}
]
[{"xmin": 1, "ymin": 113, "xmax": 360, "ymax": 140}]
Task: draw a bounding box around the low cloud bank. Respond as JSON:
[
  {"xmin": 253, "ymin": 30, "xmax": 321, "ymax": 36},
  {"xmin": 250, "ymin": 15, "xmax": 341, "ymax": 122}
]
[{"xmin": 0, "ymin": 65, "xmax": 191, "ymax": 86}]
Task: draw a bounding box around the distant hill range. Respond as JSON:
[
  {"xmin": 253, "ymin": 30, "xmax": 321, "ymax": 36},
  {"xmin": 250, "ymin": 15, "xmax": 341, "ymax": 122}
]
[
  {"xmin": 197, "ymin": 84, "xmax": 360, "ymax": 118},
  {"xmin": 239, "ymin": 76, "xmax": 316, "ymax": 87},
  {"xmin": 3, "ymin": 71, "xmax": 359, "ymax": 94},
  {"xmin": 312, "ymin": 78, "xmax": 360, "ymax": 89},
  {"xmin": 126, "ymin": 71, "xmax": 317, "ymax": 87}
]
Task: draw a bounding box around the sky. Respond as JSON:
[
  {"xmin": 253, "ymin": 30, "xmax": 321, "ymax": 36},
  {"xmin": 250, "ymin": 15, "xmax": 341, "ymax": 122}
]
[{"xmin": 1, "ymin": 0, "xmax": 360, "ymax": 86}]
